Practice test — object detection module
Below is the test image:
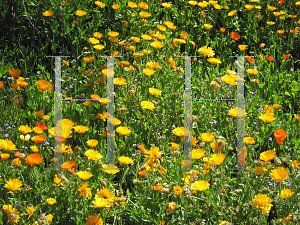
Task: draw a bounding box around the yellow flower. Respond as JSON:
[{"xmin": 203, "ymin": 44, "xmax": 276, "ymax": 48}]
[
  {"xmin": 254, "ymin": 166, "xmax": 267, "ymax": 175},
  {"xmin": 191, "ymin": 180, "xmax": 210, "ymax": 192},
  {"xmin": 42, "ymin": 115, "xmax": 50, "ymax": 121},
  {"xmin": 43, "ymin": 10, "xmax": 54, "ymax": 16},
  {"xmin": 86, "ymin": 139, "xmax": 98, "ymax": 148},
  {"xmin": 166, "ymin": 202, "xmax": 177, "ymax": 214},
  {"xmin": 228, "ymin": 107, "xmax": 248, "ymax": 118},
  {"xmin": 207, "ymin": 57, "xmax": 222, "ymax": 65},
  {"xmin": 244, "ymin": 137, "xmax": 255, "ymax": 144},
  {"xmin": 88, "ymin": 38, "xmax": 100, "ymax": 45},
  {"xmin": 189, "ymin": 1, "xmax": 198, "ymax": 6},
  {"xmin": 143, "ymin": 68, "xmax": 155, "ymax": 76},
  {"xmin": 162, "ymin": 2, "xmax": 172, "ymax": 8},
  {"xmin": 112, "ymin": 4, "xmax": 120, "ymax": 9},
  {"xmin": 245, "ymin": 4, "xmax": 254, "ymax": 10},
  {"xmin": 128, "ymin": 1, "xmax": 138, "ymax": 8},
  {"xmin": 259, "ymin": 114, "xmax": 276, "ymax": 123},
  {"xmin": 157, "ymin": 25, "xmax": 166, "ymax": 31},
  {"xmin": 191, "ymin": 149, "xmax": 206, "ymax": 159},
  {"xmin": 228, "ymin": 10, "xmax": 237, "ymax": 16},
  {"xmin": 267, "ymin": 21, "xmax": 275, "ymax": 25},
  {"xmin": 1, "ymin": 153, "xmax": 10, "ymax": 160},
  {"xmin": 47, "ymin": 214, "xmax": 54, "ymax": 223},
  {"xmin": 101, "ymin": 164, "xmax": 120, "ymax": 174},
  {"xmin": 173, "ymin": 186, "xmax": 183, "ymax": 195},
  {"xmin": 23, "ymin": 205, "xmax": 34, "ymax": 220},
  {"xmin": 18, "ymin": 125, "xmax": 32, "ymax": 135},
  {"xmin": 114, "ymin": 77, "xmax": 127, "ymax": 86},
  {"xmin": 210, "ymin": 153, "xmax": 226, "ymax": 165},
  {"xmin": 259, "ymin": 150, "xmax": 276, "ymax": 164},
  {"xmin": 77, "ymin": 183, "xmax": 93, "ymax": 199},
  {"xmin": 95, "ymin": 1, "xmax": 105, "ymax": 8},
  {"xmin": 4, "ymin": 179, "xmax": 23, "ymax": 192},
  {"xmin": 139, "ymin": 11, "xmax": 151, "ymax": 18},
  {"xmin": 204, "ymin": 24, "xmax": 213, "ymax": 30},
  {"xmin": 85, "ymin": 150, "xmax": 103, "ymax": 161},
  {"xmin": 238, "ymin": 45, "xmax": 248, "ymax": 51},
  {"xmin": 13, "ymin": 158, "xmax": 22, "ymax": 167},
  {"xmin": 150, "ymin": 41, "xmax": 164, "ymax": 49},
  {"xmin": 46, "ymin": 198, "xmax": 56, "ymax": 205},
  {"xmin": 278, "ymin": 189, "xmax": 294, "ymax": 199},
  {"xmin": 269, "ymin": 167, "xmax": 289, "ymax": 181},
  {"xmin": 82, "ymin": 56, "xmax": 96, "ymax": 63},
  {"xmin": 141, "ymin": 34, "xmax": 152, "ymax": 41},
  {"xmin": 0, "ymin": 139, "xmax": 18, "ymax": 151},
  {"xmin": 139, "ymin": 2, "xmax": 149, "ymax": 9},
  {"xmin": 201, "ymin": 133, "xmax": 215, "ymax": 142},
  {"xmin": 76, "ymin": 171, "xmax": 93, "ymax": 181},
  {"xmin": 118, "ymin": 156, "xmax": 134, "ymax": 165},
  {"xmin": 277, "ymin": 30, "xmax": 285, "ymax": 34},
  {"xmin": 172, "ymin": 127, "xmax": 192, "ymax": 137},
  {"xmin": 250, "ymin": 194, "xmax": 273, "ymax": 214},
  {"xmin": 76, "ymin": 10, "xmax": 87, "ymax": 17},
  {"xmin": 149, "ymin": 88, "xmax": 161, "ymax": 95},
  {"xmin": 116, "ymin": 126, "xmax": 132, "ymax": 136},
  {"xmin": 141, "ymin": 101, "xmax": 155, "ymax": 110},
  {"xmin": 198, "ymin": 46, "xmax": 215, "ymax": 57},
  {"xmin": 246, "ymin": 69, "xmax": 258, "ymax": 75},
  {"xmin": 74, "ymin": 125, "xmax": 89, "ymax": 134}
]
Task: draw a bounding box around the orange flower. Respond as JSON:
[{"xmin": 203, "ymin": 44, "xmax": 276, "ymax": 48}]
[
  {"xmin": 26, "ymin": 154, "xmax": 43, "ymax": 166},
  {"xmin": 282, "ymin": 55, "xmax": 290, "ymax": 60},
  {"xmin": 265, "ymin": 55, "xmax": 275, "ymax": 62},
  {"xmin": 138, "ymin": 171, "xmax": 147, "ymax": 177},
  {"xmin": 35, "ymin": 122, "xmax": 48, "ymax": 131},
  {"xmin": 278, "ymin": 0, "xmax": 285, "ymax": 4},
  {"xmin": 220, "ymin": 27, "xmax": 226, "ymax": 32},
  {"xmin": 31, "ymin": 135, "xmax": 46, "ymax": 144},
  {"xmin": 230, "ymin": 32, "xmax": 241, "ymax": 41},
  {"xmin": 274, "ymin": 129, "xmax": 286, "ymax": 145},
  {"xmin": 246, "ymin": 56, "xmax": 255, "ymax": 64},
  {"xmin": 61, "ymin": 161, "xmax": 76, "ymax": 173},
  {"xmin": 14, "ymin": 152, "xmax": 26, "ymax": 159}
]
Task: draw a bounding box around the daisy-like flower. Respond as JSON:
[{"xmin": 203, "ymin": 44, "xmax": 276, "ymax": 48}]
[
  {"xmin": 26, "ymin": 154, "xmax": 43, "ymax": 166},
  {"xmin": 116, "ymin": 126, "xmax": 132, "ymax": 136},
  {"xmin": 254, "ymin": 166, "xmax": 268, "ymax": 175},
  {"xmin": 101, "ymin": 164, "xmax": 120, "ymax": 174},
  {"xmin": 86, "ymin": 139, "xmax": 98, "ymax": 148},
  {"xmin": 269, "ymin": 167, "xmax": 289, "ymax": 181},
  {"xmin": 250, "ymin": 194, "xmax": 273, "ymax": 214},
  {"xmin": 18, "ymin": 125, "xmax": 32, "ymax": 135},
  {"xmin": 228, "ymin": 107, "xmax": 248, "ymax": 118},
  {"xmin": 76, "ymin": 10, "xmax": 87, "ymax": 17},
  {"xmin": 77, "ymin": 183, "xmax": 93, "ymax": 199},
  {"xmin": 87, "ymin": 215, "xmax": 104, "ymax": 225},
  {"xmin": 166, "ymin": 202, "xmax": 177, "ymax": 214},
  {"xmin": 46, "ymin": 198, "xmax": 56, "ymax": 205},
  {"xmin": 76, "ymin": 171, "xmax": 93, "ymax": 181},
  {"xmin": 23, "ymin": 205, "xmax": 34, "ymax": 220},
  {"xmin": 201, "ymin": 133, "xmax": 215, "ymax": 142},
  {"xmin": 172, "ymin": 127, "xmax": 192, "ymax": 137},
  {"xmin": 259, "ymin": 149, "xmax": 276, "ymax": 163},
  {"xmin": 141, "ymin": 101, "xmax": 155, "ymax": 110},
  {"xmin": 191, "ymin": 180, "xmax": 210, "ymax": 192},
  {"xmin": 244, "ymin": 137, "xmax": 255, "ymax": 144},
  {"xmin": 207, "ymin": 57, "xmax": 222, "ymax": 65},
  {"xmin": 190, "ymin": 149, "xmax": 206, "ymax": 160},
  {"xmin": 210, "ymin": 153, "xmax": 226, "ymax": 165},
  {"xmin": 173, "ymin": 186, "xmax": 183, "ymax": 195},
  {"xmin": 118, "ymin": 156, "xmax": 134, "ymax": 165},
  {"xmin": 85, "ymin": 150, "xmax": 103, "ymax": 161},
  {"xmin": 278, "ymin": 189, "xmax": 294, "ymax": 199},
  {"xmin": 145, "ymin": 146, "xmax": 164, "ymax": 165},
  {"xmin": 74, "ymin": 125, "xmax": 89, "ymax": 134},
  {"xmin": 4, "ymin": 179, "xmax": 23, "ymax": 192},
  {"xmin": 246, "ymin": 69, "xmax": 258, "ymax": 75},
  {"xmin": 198, "ymin": 46, "xmax": 215, "ymax": 57}
]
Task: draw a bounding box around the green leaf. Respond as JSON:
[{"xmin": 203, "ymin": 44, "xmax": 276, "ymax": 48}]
[
  {"xmin": 291, "ymin": 81, "xmax": 300, "ymax": 92},
  {"xmin": 285, "ymin": 91, "xmax": 291, "ymax": 96}
]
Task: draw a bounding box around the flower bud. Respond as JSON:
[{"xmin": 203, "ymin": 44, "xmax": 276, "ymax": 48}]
[{"xmin": 133, "ymin": 179, "xmax": 141, "ymax": 185}]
